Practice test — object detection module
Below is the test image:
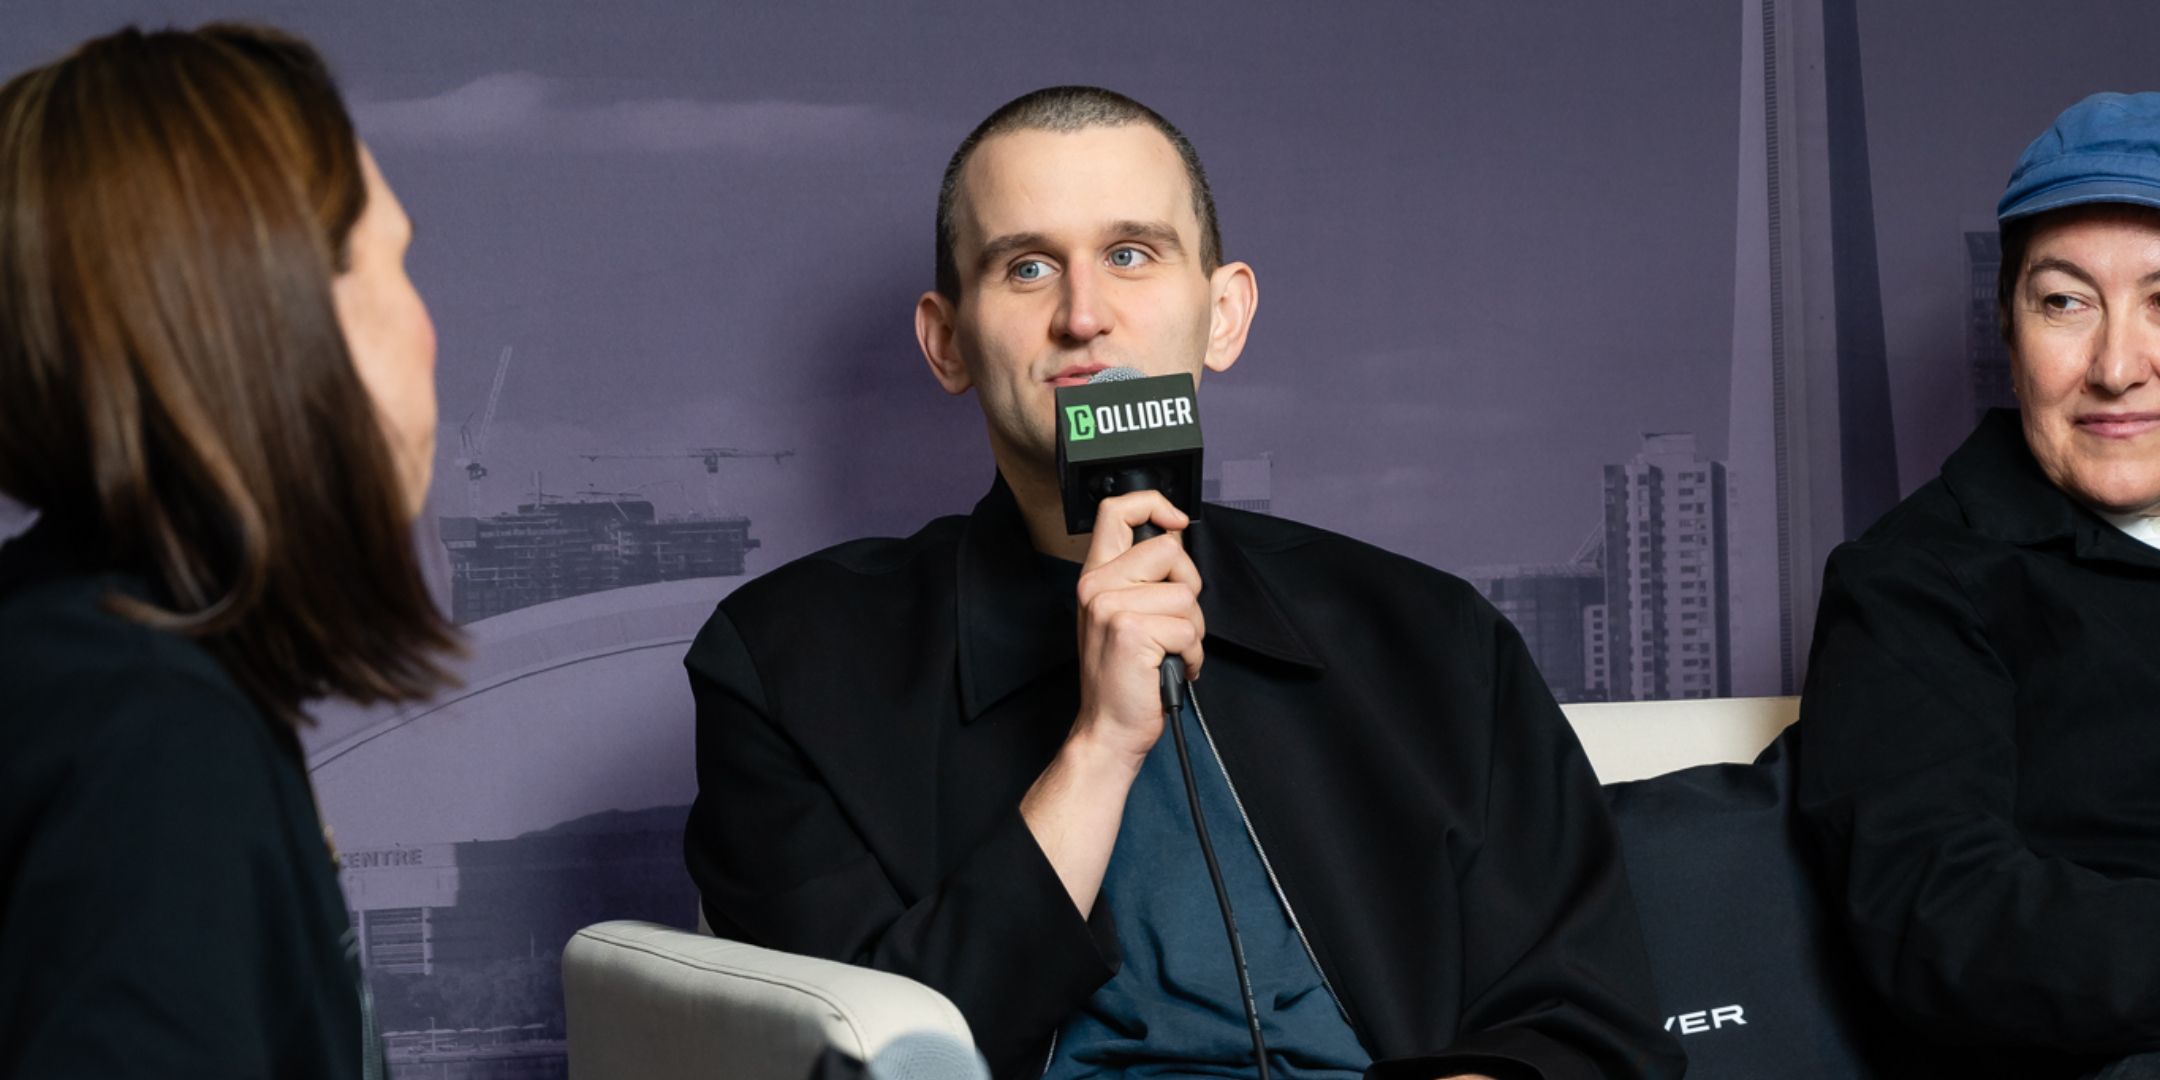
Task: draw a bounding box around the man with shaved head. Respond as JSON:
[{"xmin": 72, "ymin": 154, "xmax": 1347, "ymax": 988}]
[{"xmin": 686, "ymin": 87, "xmax": 1681, "ymax": 1080}]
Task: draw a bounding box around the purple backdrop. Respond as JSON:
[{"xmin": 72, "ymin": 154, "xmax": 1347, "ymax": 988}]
[{"xmin": 10, "ymin": 2, "xmax": 2159, "ymax": 1071}]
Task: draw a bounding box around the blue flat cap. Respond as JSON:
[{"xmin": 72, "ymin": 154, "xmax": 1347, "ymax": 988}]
[{"xmin": 1999, "ymin": 91, "xmax": 2160, "ymax": 223}]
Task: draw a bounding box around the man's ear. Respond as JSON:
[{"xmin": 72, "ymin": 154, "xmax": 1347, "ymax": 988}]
[
  {"xmin": 916, "ymin": 291, "xmax": 972, "ymax": 395},
  {"xmin": 1202, "ymin": 261, "xmax": 1258, "ymax": 375}
]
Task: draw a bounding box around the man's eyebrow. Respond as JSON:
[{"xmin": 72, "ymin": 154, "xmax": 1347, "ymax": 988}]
[
  {"xmin": 974, "ymin": 232, "xmax": 1050, "ymax": 276},
  {"xmin": 1107, "ymin": 220, "xmax": 1184, "ymax": 253}
]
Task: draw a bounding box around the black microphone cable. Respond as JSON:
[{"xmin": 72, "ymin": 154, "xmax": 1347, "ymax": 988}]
[
  {"xmin": 1131, "ymin": 511, "xmax": 1271, "ymax": 1080},
  {"xmin": 1078, "ymin": 382, "xmax": 1268, "ymax": 1080}
]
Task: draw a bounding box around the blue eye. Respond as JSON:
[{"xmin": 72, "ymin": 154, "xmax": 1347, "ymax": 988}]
[
  {"xmin": 1012, "ymin": 259, "xmax": 1051, "ymax": 282},
  {"xmin": 1108, "ymin": 247, "xmax": 1150, "ymax": 269}
]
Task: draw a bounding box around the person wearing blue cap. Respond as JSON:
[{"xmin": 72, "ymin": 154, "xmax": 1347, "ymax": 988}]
[{"xmin": 1796, "ymin": 92, "xmax": 2160, "ymax": 1079}]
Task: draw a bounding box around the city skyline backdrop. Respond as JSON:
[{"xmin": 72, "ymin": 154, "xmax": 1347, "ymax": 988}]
[
  {"xmin": 8, "ymin": 3, "xmax": 2140, "ymax": 577},
  {"xmin": 10, "ymin": 3, "xmax": 2160, "ymax": 1066},
  {"xmin": 6, "ymin": 0, "xmax": 2154, "ymax": 855}
]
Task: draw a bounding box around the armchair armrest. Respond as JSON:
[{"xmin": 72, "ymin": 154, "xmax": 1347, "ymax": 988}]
[{"xmin": 564, "ymin": 920, "xmax": 973, "ymax": 1080}]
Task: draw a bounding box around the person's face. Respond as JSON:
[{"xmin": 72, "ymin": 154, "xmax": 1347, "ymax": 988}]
[
  {"xmin": 333, "ymin": 145, "xmax": 437, "ymax": 522},
  {"xmin": 2010, "ymin": 204, "xmax": 2160, "ymax": 517},
  {"xmin": 916, "ymin": 125, "xmax": 1256, "ymax": 472}
]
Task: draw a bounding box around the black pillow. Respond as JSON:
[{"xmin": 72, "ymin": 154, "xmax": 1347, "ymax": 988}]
[{"xmin": 1604, "ymin": 730, "xmax": 1886, "ymax": 1078}]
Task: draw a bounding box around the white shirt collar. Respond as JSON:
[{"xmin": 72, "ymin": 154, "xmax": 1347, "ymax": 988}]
[{"xmin": 2099, "ymin": 510, "xmax": 2160, "ymax": 551}]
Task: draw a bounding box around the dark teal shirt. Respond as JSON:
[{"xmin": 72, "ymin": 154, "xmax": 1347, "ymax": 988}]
[{"xmin": 1043, "ymin": 693, "xmax": 1370, "ymax": 1080}]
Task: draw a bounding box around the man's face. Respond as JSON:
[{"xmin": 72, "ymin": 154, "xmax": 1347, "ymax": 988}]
[
  {"xmin": 2010, "ymin": 203, "xmax": 2160, "ymax": 517},
  {"xmin": 919, "ymin": 124, "xmax": 1250, "ymax": 470}
]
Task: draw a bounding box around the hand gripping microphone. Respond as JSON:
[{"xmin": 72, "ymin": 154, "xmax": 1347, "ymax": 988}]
[
  {"xmin": 1054, "ymin": 368, "xmax": 1272, "ymax": 1080},
  {"xmin": 1053, "ymin": 367, "xmax": 1205, "ymax": 712}
]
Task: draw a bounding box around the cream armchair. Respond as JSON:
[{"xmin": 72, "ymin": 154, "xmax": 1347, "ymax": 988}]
[{"xmin": 564, "ymin": 918, "xmax": 972, "ymax": 1080}]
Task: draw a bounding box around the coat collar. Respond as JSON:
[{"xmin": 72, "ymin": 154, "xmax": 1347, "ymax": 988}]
[
  {"xmin": 955, "ymin": 474, "xmax": 1325, "ymax": 722},
  {"xmin": 1943, "ymin": 408, "xmax": 2160, "ymax": 568}
]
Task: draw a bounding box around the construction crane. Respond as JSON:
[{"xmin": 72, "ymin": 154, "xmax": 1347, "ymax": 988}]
[
  {"xmin": 454, "ymin": 346, "xmax": 514, "ymax": 514},
  {"xmin": 1570, "ymin": 519, "xmax": 1605, "ymax": 568},
  {"xmin": 573, "ymin": 446, "xmax": 794, "ymax": 517}
]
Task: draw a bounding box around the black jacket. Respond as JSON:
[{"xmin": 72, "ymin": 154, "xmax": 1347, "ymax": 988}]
[
  {"xmin": 0, "ymin": 517, "xmax": 369, "ymax": 1079},
  {"xmin": 1796, "ymin": 410, "xmax": 2160, "ymax": 1070},
  {"xmin": 684, "ymin": 478, "xmax": 1683, "ymax": 1080}
]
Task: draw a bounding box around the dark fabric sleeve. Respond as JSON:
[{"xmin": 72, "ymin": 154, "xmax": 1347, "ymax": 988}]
[
  {"xmin": 1796, "ymin": 540, "xmax": 2160, "ymax": 1055},
  {"xmin": 1373, "ymin": 616, "xmax": 1685, "ymax": 1080},
  {"xmin": 0, "ymin": 667, "xmax": 353, "ymax": 1080},
  {"xmin": 682, "ymin": 608, "xmax": 1117, "ymax": 1080}
]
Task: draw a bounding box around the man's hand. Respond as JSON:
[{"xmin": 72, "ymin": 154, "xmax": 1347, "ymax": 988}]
[
  {"xmin": 1072, "ymin": 490, "xmax": 1204, "ymax": 763},
  {"xmin": 1019, "ymin": 489, "xmax": 1203, "ymax": 918}
]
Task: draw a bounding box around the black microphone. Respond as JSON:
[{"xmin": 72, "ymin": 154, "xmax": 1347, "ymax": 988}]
[
  {"xmin": 1053, "ymin": 366, "xmax": 1204, "ymax": 712},
  {"xmin": 1052, "ymin": 367, "xmax": 1271, "ymax": 1080}
]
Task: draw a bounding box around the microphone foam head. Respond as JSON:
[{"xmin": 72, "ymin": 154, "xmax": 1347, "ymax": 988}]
[
  {"xmin": 1086, "ymin": 366, "xmax": 1147, "ymax": 384},
  {"xmin": 865, "ymin": 1031, "xmax": 990, "ymax": 1080}
]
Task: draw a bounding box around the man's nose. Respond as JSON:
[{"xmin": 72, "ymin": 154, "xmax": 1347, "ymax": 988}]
[{"xmin": 1054, "ymin": 264, "xmax": 1111, "ymax": 342}]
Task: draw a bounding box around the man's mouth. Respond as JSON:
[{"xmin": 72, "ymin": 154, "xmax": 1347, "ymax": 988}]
[{"xmin": 1047, "ymin": 363, "xmax": 1108, "ymax": 388}]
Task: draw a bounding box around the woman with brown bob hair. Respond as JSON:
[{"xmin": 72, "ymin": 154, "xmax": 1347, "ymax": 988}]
[{"xmin": 0, "ymin": 24, "xmax": 456, "ymax": 1076}]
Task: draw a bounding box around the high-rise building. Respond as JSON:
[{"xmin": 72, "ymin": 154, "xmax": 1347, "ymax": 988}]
[
  {"xmin": 1465, "ymin": 563, "xmax": 1606, "ymax": 704},
  {"xmin": 1725, "ymin": 0, "xmax": 1898, "ymax": 697},
  {"xmin": 1583, "ymin": 603, "xmax": 1611, "ymax": 700},
  {"xmin": 1967, "ymin": 230, "xmax": 2016, "ymax": 421},
  {"xmin": 1602, "ymin": 434, "xmax": 1731, "ymax": 701},
  {"xmin": 439, "ymin": 499, "xmax": 759, "ymax": 623}
]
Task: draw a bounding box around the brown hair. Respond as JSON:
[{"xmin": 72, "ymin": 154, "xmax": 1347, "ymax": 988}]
[
  {"xmin": 0, "ymin": 24, "xmax": 458, "ymax": 722},
  {"xmin": 935, "ymin": 86, "xmax": 1223, "ymax": 302}
]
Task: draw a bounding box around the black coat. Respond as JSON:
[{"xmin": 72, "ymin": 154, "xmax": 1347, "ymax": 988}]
[
  {"xmin": 1797, "ymin": 410, "xmax": 2160, "ymax": 1072},
  {"xmin": 0, "ymin": 517, "xmax": 369, "ymax": 1079},
  {"xmin": 684, "ymin": 478, "xmax": 1682, "ymax": 1080}
]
